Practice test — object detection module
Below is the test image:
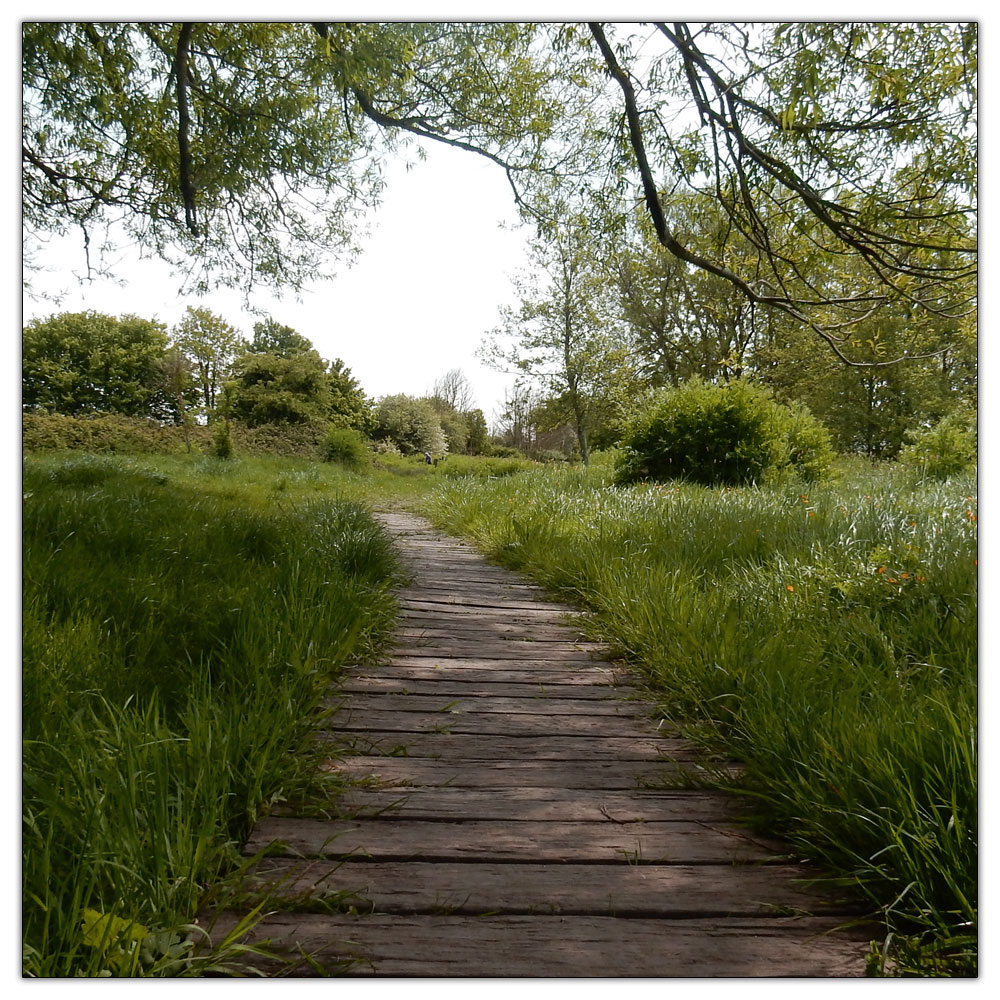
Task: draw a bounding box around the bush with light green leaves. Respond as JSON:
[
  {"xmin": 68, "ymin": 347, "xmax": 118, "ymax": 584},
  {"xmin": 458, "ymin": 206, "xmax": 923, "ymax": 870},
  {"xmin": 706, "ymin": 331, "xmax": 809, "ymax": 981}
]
[{"xmin": 614, "ymin": 377, "xmax": 834, "ymax": 487}]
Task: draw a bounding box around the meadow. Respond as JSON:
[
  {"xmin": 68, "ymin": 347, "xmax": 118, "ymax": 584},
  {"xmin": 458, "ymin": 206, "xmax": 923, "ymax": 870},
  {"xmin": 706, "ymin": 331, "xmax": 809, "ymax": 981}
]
[
  {"xmin": 422, "ymin": 455, "xmax": 978, "ymax": 975},
  {"xmin": 22, "ymin": 452, "xmax": 403, "ymax": 975},
  {"xmin": 22, "ymin": 447, "xmax": 977, "ymax": 975}
]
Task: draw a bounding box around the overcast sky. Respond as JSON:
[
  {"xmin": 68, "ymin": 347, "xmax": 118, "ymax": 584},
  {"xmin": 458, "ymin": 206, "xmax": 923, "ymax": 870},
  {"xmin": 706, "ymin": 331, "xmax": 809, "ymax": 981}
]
[{"xmin": 23, "ymin": 138, "xmax": 533, "ymax": 425}]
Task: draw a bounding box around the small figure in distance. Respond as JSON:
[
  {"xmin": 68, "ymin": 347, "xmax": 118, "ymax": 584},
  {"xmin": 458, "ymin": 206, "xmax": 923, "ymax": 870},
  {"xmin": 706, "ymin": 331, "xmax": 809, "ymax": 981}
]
[{"xmin": 424, "ymin": 451, "xmax": 433, "ymax": 465}]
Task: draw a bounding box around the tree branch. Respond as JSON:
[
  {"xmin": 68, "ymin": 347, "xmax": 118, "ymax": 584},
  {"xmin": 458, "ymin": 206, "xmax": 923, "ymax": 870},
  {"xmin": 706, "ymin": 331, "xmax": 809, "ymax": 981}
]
[{"xmin": 172, "ymin": 23, "xmax": 199, "ymax": 236}]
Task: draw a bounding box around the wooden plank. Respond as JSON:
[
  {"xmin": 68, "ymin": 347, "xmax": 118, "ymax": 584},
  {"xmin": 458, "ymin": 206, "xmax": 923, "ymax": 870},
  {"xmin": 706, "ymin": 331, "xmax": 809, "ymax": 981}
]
[
  {"xmin": 384, "ymin": 654, "xmax": 614, "ymax": 671},
  {"xmin": 322, "ymin": 708, "xmax": 687, "ymax": 739},
  {"xmin": 321, "ymin": 731, "xmax": 693, "ymax": 760},
  {"xmin": 396, "ymin": 607, "xmax": 584, "ymax": 626},
  {"xmin": 394, "ymin": 625, "xmax": 594, "ymax": 643},
  {"xmin": 398, "ymin": 597, "xmax": 579, "ymax": 615},
  {"xmin": 339, "ymin": 676, "xmax": 639, "ymax": 699},
  {"xmin": 405, "ymin": 580, "xmax": 551, "ymax": 597},
  {"xmin": 394, "ymin": 640, "xmax": 602, "ymax": 660},
  {"xmin": 372, "ymin": 652, "xmax": 631, "ymax": 684},
  {"xmin": 205, "ymin": 911, "xmax": 871, "ymax": 977},
  {"xmin": 385, "ymin": 643, "xmax": 607, "ymax": 661},
  {"xmin": 398, "ymin": 598, "xmax": 575, "ymax": 618},
  {"xmin": 245, "ymin": 858, "xmax": 861, "ymax": 918},
  {"xmin": 318, "ymin": 756, "xmax": 720, "ymax": 789},
  {"xmin": 344, "ymin": 663, "xmax": 629, "ymax": 686},
  {"xmin": 327, "ymin": 693, "xmax": 648, "ymax": 717},
  {"xmin": 297, "ymin": 786, "xmax": 749, "ymax": 822},
  {"xmin": 246, "ymin": 816, "xmax": 782, "ymax": 863}
]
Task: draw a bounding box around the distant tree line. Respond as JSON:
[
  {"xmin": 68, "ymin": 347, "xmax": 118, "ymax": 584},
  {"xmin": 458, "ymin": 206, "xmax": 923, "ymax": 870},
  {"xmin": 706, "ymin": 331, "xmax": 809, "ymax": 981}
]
[
  {"xmin": 22, "ymin": 308, "xmax": 492, "ymax": 459},
  {"xmin": 482, "ymin": 190, "xmax": 977, "ymax": 464}
]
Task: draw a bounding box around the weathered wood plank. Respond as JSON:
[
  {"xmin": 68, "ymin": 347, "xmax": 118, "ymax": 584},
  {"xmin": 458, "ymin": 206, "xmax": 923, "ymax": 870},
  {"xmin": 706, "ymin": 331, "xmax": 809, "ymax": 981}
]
[
  {"xmin": 327, "ymin": 692, "xmax": 648, "ymax": 717},
  {"xmin": 295, "ymin": 786, "xmax": 749, "ymax": 822},
  {"xmin": 383, "ymin": 654, "xmax": 617, "ymax": 673},
  {"xmin": 339, "ymin": 676, "xmax": 637, "ymax": 700},
  {"xmin": 397, "ymin": 600, "xmax": 580, "ymax": 618},
  {"xmin": 206, "ymin": 911, "xmax": 872, "ymax": 977},
  {"xmin": 398, "ymin": 598, "xmax": 575, "ymax": 618},
  {"xmin": 319, "ymin": 756, "xmax": 727, "ymax": 789},
  {"xmin": 321, "ymin": 730, "xmax": 693, "ymax": 760},
  {"xmin": 386, "ymin": 643, "xmax": 607, "ymax": 661},
  {"xmin": 246, "ymin": 816, "xmax": 782, "ymax": 863},
  {"xmin": 396, "ymin": 607, "xmax": 586, "ymax": 627},
  {"xmin": 344, "ymin": 663, "xmax": 629, "ymax": 686},
  {"xmin": 357, "ymin": 656, "xmax": 630, "ymax": 682},
  {"xmin": 403, "ymin": 579, "xmax": 551, "ymax": 597},
  {"xmin": 246, "ymin": 858, "xmax": 861, "ymax": 918},
  {"xmin": 394, "ymin": 626, "xmax": 595, "ymax": 644},
  {"xmin": 323, "ymin": 708, "xmax": 685, "ymax": 739}
]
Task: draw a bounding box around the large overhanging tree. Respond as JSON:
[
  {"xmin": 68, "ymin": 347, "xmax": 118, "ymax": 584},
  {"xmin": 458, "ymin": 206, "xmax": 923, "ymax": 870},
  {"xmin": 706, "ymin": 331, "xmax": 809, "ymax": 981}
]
[{"xmin": 23, "ymin": 21, "xmax": 976, "ymax": 360}]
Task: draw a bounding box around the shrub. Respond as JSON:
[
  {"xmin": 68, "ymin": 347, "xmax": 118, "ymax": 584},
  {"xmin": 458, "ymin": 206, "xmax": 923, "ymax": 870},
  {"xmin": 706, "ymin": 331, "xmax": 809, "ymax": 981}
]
[
  {"xmin": 321, "ymin": 426, "xmax": 371, "ymax": 469},
  {"xmin": 22, "ymin": 413, "xmax": 333, "ymax": 460},
  {"xmin": 21, "ymin": 412, "xmax": 205, "ymax": 455},
  {"xmin": 898, "ymin": 407, "xmax": 977, "ymax": 481},
  {"xmin": 778, "ymin": 401, "xmax": 837, "ymax": 482},
  {"xmin": 212, "ymin": 421, "xmax": 233, "ymax": 459},
  {"xmin": 614, "ymin": 378, "xmax": 833, "ymax": 487},
  {"xmin": 371, "ymin": 394, "xmax": 446, "ymax": 455}
]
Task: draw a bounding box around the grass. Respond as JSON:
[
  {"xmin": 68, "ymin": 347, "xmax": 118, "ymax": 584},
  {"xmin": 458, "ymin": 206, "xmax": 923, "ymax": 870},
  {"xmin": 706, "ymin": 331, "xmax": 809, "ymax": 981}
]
[
  {"xmin": 420, "ymin": 456, "xmax": 978, "ymax": 976},
  {"xmin": 22, "ymin": 452, "xmax": 403, "ymax": 976},
  {"xmin": 21, "ymin": 446, "xmax": 977, "ymax": 975}
]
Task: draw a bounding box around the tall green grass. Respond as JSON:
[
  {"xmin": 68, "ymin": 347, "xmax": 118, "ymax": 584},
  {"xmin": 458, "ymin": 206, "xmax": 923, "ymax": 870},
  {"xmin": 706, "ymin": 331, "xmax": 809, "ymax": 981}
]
[
  {"xmin": 22, "ymin": 453, "xmax": 402, "ymax": 976},
  {"xmin": 423, "ymin": 460, "xmax": 977, "ymax": 976}
]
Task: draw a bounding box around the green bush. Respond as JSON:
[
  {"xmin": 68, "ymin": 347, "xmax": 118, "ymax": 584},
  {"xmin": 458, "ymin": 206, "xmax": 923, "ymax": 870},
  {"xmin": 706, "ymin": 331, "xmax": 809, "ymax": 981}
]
[
  {"xmin": 212, "ymin": 422, "xmax": 233, "ymax": 459},
  {"xmin": 778, "ymin": 400, "xmax": 837, "ymax": 482},
  {"xmin": 614, "ymin": 378, "xmax": 834, "ymax": 487},
  {"xmin": 321, "ymin": 426, "xmax": 371, "ymax": 469},
  {"xmin": 898, "ymin": 407, "xmax": 977, "ymax": 481},
  {"xmin": 22, "ymin": 413, "xmax": 332, "ymax": 460}
]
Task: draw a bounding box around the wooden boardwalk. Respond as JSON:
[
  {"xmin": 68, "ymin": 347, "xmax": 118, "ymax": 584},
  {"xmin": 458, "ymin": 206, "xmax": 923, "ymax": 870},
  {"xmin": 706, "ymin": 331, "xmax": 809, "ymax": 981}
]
[{"xmin": 218, "ymin": 511, "xmax": 871, "ymax": 976}]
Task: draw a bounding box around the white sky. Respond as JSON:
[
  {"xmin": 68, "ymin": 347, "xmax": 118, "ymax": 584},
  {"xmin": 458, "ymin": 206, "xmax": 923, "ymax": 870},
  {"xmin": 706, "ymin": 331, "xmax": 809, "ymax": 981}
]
[{"xmin": 22, "ymin": 139, "xmax": 531, "ymax": 425}]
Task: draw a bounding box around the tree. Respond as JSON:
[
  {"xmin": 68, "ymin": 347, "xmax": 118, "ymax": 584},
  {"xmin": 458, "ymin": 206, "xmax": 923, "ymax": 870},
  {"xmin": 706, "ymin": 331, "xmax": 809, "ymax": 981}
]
[
  {"xmin": 23, "ymin": 311, "xmax": 169, "ymax": 417},
  {"xmin": 21, "ymin": 22, "xmax": 564, "ymax": 294},
  {"xmin": 578, "ymin": 22, "xmax": 976, "ymax": 356},
  {"xmin": 23, "ymin": 21, "xmax": 976, "ymax": 362},
  {"xmin": 482, "ymin": 209, "xmax": 638, "ymax": 465},
  {"xmin": 755, "ymin": 301, "xmax": 977, "ymax": 459},
  {"xmin": 171, "ymin": 306, "xmax": 244, "ymax": 420},
  {"xmin": 431, "ymin": 368, "xmax": 476, "ymax": 413},
  {"xmin": 229, "ymin": 350, "xmax": 332, "ymax": 427},
  {"xmin": 491, "ymin": 383, "xmax": 544, "ymax": 454},
  {"xmin": 156, "ymin": 347, "xmax": 197, "ymax": 450},
  {"xmin": 613, "ymin": 198, "xmax": 762, "ymax": 386},
  {"xmin": 371, "ymin": 394, "xmax": 446, "ymax": 455},
  {"xmin": 326, "ymin": 358, "xmax": 370, "ymax": 430},
  {"xmin": 243, "ymin": 319, "xmax": 370, "ymax": 428},
  {"xmin": 248, "ymin": 318, "xmax": 315, "ymax": 358},
  {"xmin": 464, "ymin": 408, "xmax": 490, "ymax": 456}
]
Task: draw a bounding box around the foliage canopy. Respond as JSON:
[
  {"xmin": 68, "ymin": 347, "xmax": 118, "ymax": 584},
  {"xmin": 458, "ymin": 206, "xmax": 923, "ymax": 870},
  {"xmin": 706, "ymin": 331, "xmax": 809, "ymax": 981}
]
[{"xmin": 23, "ymin": 20, "xmax": 976, "ymax": 349}]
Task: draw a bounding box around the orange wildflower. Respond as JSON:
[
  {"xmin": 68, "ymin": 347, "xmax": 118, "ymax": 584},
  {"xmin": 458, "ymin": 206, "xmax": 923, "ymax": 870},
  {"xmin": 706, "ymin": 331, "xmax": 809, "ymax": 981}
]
[{"xmin": 786, "ymin": 585, "xmax": 795, "ymax": 592}]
